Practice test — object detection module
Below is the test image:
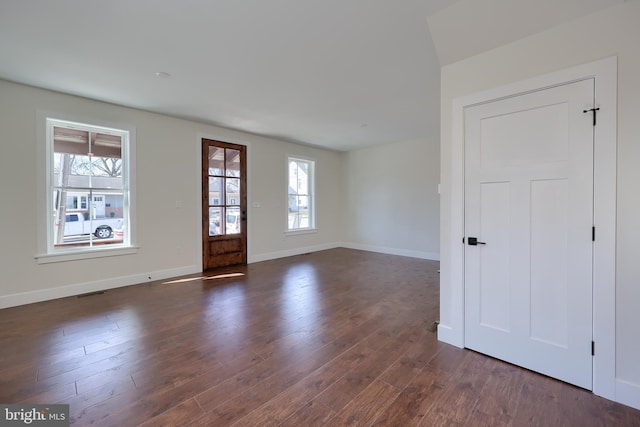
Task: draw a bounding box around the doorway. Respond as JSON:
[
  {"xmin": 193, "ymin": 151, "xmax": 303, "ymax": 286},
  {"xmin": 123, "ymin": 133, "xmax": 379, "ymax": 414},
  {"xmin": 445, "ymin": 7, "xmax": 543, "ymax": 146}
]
[
  {"xmin": 464, "ymin": 79, "xmax": 594, "ymax": 389},
  {"xmin": 202, "ymin": 139, "xmax": 247, "ymax": 270},
  {"xmin": 440, "ymin": 56, "xmax": 617, "ymax": 399}
]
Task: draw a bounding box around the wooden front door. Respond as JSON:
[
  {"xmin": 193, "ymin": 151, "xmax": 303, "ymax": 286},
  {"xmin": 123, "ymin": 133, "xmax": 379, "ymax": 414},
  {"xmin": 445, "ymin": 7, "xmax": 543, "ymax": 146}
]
[{"xmin": 202, "ymin": 139, "xmax": 247, "ymax": 270}]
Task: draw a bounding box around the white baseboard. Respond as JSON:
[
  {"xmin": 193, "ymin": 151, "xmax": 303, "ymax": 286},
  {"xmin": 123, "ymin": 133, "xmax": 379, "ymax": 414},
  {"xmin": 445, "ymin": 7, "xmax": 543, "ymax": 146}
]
[
  {"xmin": 2, "ymin": 244, "xmax": 439, "ymax": 309},
  {"xmin": 437, "ymin": 323, "xmax": 464, "ymax": 348},
  {"xmin": 249, "ymin": 242, "xmax": 441, "ymax": 264},
  {"xmin": 249, "ymin": 243, "xmax": 340, "ymax": 263},
  {"xmin": 616, "ymin": 379, "xmax": 640, "ymax": 410},
  {"xmin": 0, "ymin": 265, "xmax": 200, "ymax": 309},
  {"xmin": 340, "ymin": 242, "xmax": 440, "ymax": 261}
]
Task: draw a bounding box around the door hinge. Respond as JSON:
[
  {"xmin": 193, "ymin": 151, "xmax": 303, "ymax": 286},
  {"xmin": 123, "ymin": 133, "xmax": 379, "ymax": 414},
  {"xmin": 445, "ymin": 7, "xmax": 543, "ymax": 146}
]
[
  {"xmin": 462, "ymin": 237, "xmax": 465, "ymax": 244},
  {"xmin": 592, "ymin": 226, "xmax": 596, "ymax": 242},
  {"xmin": 592, "ymin": 341, "xmax": 595, "ymax": 356},
  {"xmin": 583, "ymin": 107, "xmax": 600, "ymax": 126}
]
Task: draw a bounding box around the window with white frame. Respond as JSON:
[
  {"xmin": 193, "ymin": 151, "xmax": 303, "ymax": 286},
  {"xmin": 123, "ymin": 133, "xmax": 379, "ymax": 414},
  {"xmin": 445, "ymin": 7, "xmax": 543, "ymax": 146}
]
[
  {"xmin": 287, "ymin": 157, "xmax": 314, "ymax": 231},
  {"xmin": 46, "ymin": 118, "xmax": 131, "ymax": 253}
]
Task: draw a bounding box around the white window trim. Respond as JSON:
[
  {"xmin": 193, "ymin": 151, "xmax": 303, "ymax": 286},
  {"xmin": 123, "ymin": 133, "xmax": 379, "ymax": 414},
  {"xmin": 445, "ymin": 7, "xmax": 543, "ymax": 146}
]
[
  {"xmin": 286, "ymin": 155, "xmax": 316, "ymax": 233},
  {"xmin": 35, "ymin": 111, "xmax": 138, "ymax": 263},
  {"xmin": 285, "ymin": 228, "xmax": 318, "ymax": 237}
]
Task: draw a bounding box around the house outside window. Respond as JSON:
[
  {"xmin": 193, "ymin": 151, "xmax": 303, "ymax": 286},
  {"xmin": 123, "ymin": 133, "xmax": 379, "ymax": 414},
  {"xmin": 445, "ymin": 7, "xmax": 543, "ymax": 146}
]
[
  {"xmin": 46, "ymin": 118, "xmax": 131, "ymax": 253},
  {"xmin": 287, "ymin": 157, "xmax": 315, "ymax": 231}
]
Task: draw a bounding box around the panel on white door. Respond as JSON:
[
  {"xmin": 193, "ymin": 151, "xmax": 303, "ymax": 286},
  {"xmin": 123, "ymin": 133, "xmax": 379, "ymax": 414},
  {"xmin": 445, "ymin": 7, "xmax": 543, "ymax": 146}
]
[
  {"xmin": 464, "ymin": 78, "xmax": 594, "ymax": 390},
  {"xmin": 479, "ymin": 182, "xmax": 511, "ymax": 332},
  {"xmin": 530, "ymin": 178, "xmax": 569, "ymax": 348},
  {"xmin": 480, "ymin": 102, "xmax": 569, "ymax": 169}
]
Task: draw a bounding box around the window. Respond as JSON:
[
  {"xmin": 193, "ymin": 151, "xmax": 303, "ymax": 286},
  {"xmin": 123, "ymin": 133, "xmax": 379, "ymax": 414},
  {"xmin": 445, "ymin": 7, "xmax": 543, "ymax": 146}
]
[
  {"xmin": 45, "ymin": 118, "xmax": 131, "ymax": 254},
  {"xmin": 287, "ymin": 157, "xmax": 314, "ymax": 231}
]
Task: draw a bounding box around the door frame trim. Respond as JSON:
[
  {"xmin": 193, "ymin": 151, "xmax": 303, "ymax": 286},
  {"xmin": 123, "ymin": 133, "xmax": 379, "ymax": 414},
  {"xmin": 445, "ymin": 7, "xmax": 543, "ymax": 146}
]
[
  {"xmin": 440, "ymin": 56, "xmax": 617, "ymax": 400},
  {"xmin": 201, "ymin": 138, "xmax": 248, "ymax": 270}
]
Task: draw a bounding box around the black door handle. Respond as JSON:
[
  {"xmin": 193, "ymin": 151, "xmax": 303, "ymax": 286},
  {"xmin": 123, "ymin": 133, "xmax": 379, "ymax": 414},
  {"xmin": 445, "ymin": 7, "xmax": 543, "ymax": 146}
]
[{"xmin": 467, "ymin": 237, "xmax": 486, "ymax": 246}]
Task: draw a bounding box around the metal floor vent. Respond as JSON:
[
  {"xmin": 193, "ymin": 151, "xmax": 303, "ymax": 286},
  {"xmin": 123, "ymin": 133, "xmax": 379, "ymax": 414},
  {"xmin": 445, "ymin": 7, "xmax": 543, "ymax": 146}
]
[{"xmin": 77, "ymin": 291, "xmax": 105, "ymax": 298}]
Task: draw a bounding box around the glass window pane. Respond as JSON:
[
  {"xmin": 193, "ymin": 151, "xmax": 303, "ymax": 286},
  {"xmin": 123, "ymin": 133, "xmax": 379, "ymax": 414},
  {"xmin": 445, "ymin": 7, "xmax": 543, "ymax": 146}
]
[
  {"xmin": 226, "ymin": 178, "xmax": 240, "ymax": 205},
  {"xmin": 226, "ymin": 207, "xmax": 241, "ymax": 235},
  {"xmin": 297, "ymin": 160, "xmax": 308, "ymax": 175},
  {"xmin": 53, "ymin": 153, "xmax": 124, "ymax": 190},
  {"xmin": 288, "ymin": 195, "xmax": 302, "ymax": 212},
  {"xmin": 297, "ymin": 196, "xmax": 309, "ymax": 211},
  {"xmin": 112, "ymin": 207, "xmax": 125, "ymax": 242},
  {"xmin": 298, "ymin": 205, "xmax": 310, "ymax": 228},
  {"xmin": 91, "ymin": 132, "xmax": 121, "ymax": 159},
  {"xmin": 288, "ymin": 160, "xmax": 298, "ymax": 193},
  {"xmin": 70, "ymin": 154, "xmax": 93, "ymax": 179},
  {"xmin": 226, "ymin": 149, "xmax": 240, "ymax": 177},
  {"xmin": 53, "ymin": 201, "xmax": 124, "ymax": 247},
  {"xmin": 55, "ymin": 211, "xmax": 93, "ymax": 246},
  {"xmin": 288, "ymin": 211, "xmax": 300, "ymax": 229},
  {"xmin": 296, "ymin": 165, "xmax": 309, "ymax": 195},
  {"xmin": 288, "ymin": 195, "xmax": 297, "ymax": 212},
  {"xmin": 209, "ymin": 207, "xmax": 222, "ymax": 236},
  {"xmin": 292, "ymin": 195, "xmax": 310, "ymax": 228},
  {"xmin": 103, "ymin": 193, "xmax": 124, "ymax": 219},
  {"xmin": 54, "ymin": 153, "xmax": 86, "ymax": 188},
  {"xmin": 209, "ymin": 177, "xmax": 223, "ymax": 206},
  {"xmin": 53, "ymin": 127, "xmax": 89, "ymax": 156},
  {"xmin": 91, "ymin": 157, "xmax": 123, "ymax": 190},
  {"xmin": 208, "ymin": 146, "xmax": 224, "ymax": 176}
]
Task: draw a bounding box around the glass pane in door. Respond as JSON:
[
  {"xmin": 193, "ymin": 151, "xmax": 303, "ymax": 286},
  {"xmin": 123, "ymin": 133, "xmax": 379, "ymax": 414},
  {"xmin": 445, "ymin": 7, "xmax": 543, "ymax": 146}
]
[
  {"xmin": 208, "ymin": 146, "xmax": 224, "ymax": 176},
  {"xmin": 226, "ymin": 149, "xmax": 240, "ymax": 177},
  {"xmin": 226, "ymin": 178, "xmax": 240, "ymax": 205},
  {"xmin": 208, "ymin": 177, "xmax": 223, "ymax": 206},
  {"xmin": 226, "ymin": 207, "xmax": 241, "ymax": 235},
  {"xmin": 209, "ymin": 207, "xmax": 222, "ymax": 236}
]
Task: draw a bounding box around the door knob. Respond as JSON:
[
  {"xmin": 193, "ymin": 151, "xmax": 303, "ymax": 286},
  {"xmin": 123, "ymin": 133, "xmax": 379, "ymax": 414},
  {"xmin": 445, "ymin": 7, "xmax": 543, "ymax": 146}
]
[{"xmin": 467, "ymin": 237, "xmax": 486, "ymax": 246}]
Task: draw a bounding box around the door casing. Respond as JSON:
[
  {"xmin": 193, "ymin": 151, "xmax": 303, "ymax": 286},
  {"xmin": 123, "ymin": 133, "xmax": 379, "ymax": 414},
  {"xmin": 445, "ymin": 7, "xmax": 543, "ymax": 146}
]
[{"xmin": 439, "ymin": 56, "xmax": 617, "ymax": 400}]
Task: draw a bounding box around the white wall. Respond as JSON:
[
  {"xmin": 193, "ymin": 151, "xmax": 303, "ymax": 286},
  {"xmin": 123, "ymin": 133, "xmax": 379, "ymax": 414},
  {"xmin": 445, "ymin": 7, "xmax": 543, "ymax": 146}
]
[
  {"xmin": 344, "ymin": 138, "xmax": 440, "ymax": 260},
  {"xmin": 0, "ymin": 80, "xmax": 345, "ymax": 307},
  {"xmin": 439, "ymin": 1, "xmax": 640, "ymax": 409},
  {"xmin": 243, "ymin": 135, "xmax": 346, "ymax": 262}
]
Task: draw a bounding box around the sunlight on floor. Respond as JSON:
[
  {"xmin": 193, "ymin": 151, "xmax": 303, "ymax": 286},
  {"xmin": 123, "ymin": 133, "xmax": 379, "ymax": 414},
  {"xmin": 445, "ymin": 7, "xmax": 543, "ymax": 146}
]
[{"xmin": 162, "ymin": 272, "xmax": 245, "ymax": 285}]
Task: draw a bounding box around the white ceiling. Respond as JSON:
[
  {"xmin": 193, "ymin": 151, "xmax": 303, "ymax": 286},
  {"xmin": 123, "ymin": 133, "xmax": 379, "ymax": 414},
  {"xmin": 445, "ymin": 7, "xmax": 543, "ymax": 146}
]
[{"xmin": 0, "ymin": 0, "xmax": 626, "ymax": 151}]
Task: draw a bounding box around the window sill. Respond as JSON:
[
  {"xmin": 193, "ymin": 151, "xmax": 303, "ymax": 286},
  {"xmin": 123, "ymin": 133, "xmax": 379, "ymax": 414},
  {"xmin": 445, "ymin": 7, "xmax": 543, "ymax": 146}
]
[
  {"xmin": 35, "ymin": 246, "xmax": 139, "ymax": 264},
  {"xmin": 285, "ymin": 228, "xmax": 318, "ymax": 236}
]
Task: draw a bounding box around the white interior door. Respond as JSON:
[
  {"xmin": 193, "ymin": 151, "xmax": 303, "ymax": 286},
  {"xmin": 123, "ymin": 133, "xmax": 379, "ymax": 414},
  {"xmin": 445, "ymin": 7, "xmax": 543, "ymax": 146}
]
[{"xmin": 464, "ymin": 79, "xmax": 595, "ymax": 389}]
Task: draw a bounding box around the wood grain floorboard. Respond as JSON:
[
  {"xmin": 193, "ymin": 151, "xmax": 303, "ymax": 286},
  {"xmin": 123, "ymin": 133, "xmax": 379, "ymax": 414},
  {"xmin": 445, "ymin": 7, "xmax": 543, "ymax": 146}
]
[
  {"xmin": 1, "ymin": 248, "xmax": 639, "ymax": 426},
  {"xmin": 324, "ymin": 379, "xmax": 400, "ymax": 426}
]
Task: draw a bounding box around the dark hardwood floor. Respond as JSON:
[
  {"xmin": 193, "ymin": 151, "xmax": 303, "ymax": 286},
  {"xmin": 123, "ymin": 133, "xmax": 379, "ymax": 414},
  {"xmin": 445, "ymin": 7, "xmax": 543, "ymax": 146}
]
[{"xmin": 1, "ymin": 248, "xmax": 639, "ymax": 426}]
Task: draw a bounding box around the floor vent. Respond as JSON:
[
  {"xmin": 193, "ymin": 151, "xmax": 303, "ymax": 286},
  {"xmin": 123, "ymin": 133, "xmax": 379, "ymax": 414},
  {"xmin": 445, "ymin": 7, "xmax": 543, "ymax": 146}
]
[{"xmin": 77, "ymin": 291, "xmax": 105, "ymax": 298}]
